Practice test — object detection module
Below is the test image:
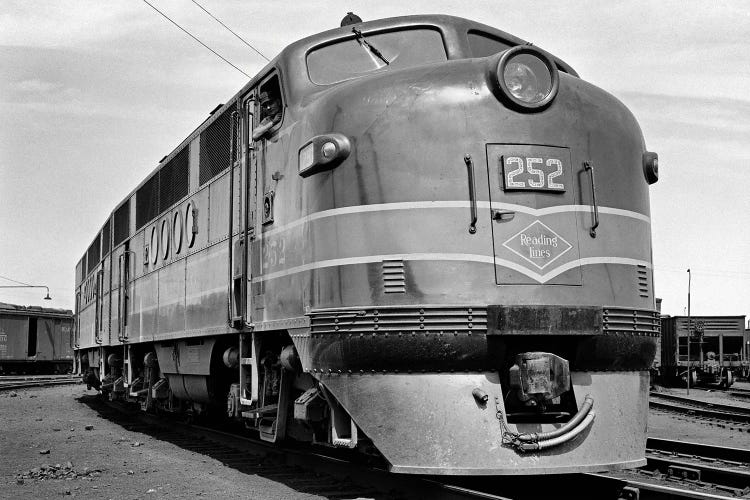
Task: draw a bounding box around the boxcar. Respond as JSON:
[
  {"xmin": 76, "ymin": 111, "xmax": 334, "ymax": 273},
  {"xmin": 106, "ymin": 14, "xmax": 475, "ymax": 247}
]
[
  {"xmin": 0, "ymin": 302, "xmax": 74, "ymax": 374},
  {"xmin": 659, "ymin": 315, "xmax": 748, "ymax": 386}
]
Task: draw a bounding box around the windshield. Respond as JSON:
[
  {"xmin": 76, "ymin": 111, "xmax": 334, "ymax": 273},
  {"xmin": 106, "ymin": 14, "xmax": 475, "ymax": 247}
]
[{"xmin": 307, "ymin": 27, "xmax": 447, "ymax": 85}]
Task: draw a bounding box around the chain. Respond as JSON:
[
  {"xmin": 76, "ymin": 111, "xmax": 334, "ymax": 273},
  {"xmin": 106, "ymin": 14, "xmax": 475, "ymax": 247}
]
[{"xmin": 494, "ymin": 396, "xmax": 522, "ymax": 449}]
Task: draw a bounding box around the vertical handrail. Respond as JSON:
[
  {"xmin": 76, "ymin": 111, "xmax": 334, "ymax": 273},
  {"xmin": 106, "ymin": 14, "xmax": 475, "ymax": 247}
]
[
  {"xmin": 94, "ymin": 269, "xmax": 102, "ymax": 344},
  {"xmin": 464, "ymin": 154, "xmax": 478, "ymax": 234},
  {"xmin": 74, "ymin": 291, "xmax": 80, "ymax": 348},
  {"xmin": 584, "ymin": 161, "xmax": 599, "ymax": 238},
  {"xmin": 117, "ymin": 249, "xmax": 133, "ymax": 342},
  {"xmin": 228, "ymin": 110, "xmax": 238, "ymax": 326},
  {"xmin": 117, "ymin": 253, "xmax": 124, "ymax": 341},
  {"xmin": 242, "ymin": 98, "xmax": 255, "ymax": 326},
  {"xmin": 97, "ymin": 268, "xmax": 104, "ymax": 339}
]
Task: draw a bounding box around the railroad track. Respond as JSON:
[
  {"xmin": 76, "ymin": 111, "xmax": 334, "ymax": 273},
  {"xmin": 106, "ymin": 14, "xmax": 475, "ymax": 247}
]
[
  {"xmin": 649, "ymin": 392, "xmax": 750, "ymax": 428},
  {"xmin": 727, "ymin": 387, "xmax": 750, "ymax": 401},
  {"xmin": 77, "ymin": 394, "xmax": 750, "ymax": 500},
  {"xmin": 599, "ymin": 437, "xmax": 750, "ymax": 499},
  {"xmin": 0, "ymin": 375, "xmax": 79, "ymax": 392}
]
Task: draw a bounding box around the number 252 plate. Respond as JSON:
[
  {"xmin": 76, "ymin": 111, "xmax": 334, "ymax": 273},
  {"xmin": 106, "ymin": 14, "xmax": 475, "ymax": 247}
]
[{"xmin": 501, "ymin": 154, "xmax": 567, "ymax": 192}]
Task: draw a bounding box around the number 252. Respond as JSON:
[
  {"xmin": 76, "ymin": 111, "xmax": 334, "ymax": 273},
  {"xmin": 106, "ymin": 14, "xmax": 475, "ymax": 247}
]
[{"xmin": 506, "ymin": 157, "xmax": 564, "ymax": 190}]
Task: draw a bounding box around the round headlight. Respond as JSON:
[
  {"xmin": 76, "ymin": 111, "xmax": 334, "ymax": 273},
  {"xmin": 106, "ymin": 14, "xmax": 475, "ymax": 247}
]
[{"xmin": 493, "ymin": 46, "xmax": 559, "ymax": 111}]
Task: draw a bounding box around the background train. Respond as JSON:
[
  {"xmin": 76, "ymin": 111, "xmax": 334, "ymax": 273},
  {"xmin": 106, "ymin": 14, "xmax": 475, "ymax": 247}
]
[
  {"xmin": 656, "ymin": 315, "xmax": 748, "ymax": 387},
  {"xmin": 0, "ymin": 302, "xmax": 74, "ymax": 374},
  {"xmin": 74, "ymin": 14, "xmax": 660, "ymax": 475}
]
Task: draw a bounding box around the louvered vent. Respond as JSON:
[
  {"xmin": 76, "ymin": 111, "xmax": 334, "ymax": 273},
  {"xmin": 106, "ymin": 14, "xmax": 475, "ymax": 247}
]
[
  {"xmin": 199, "ymin": 109, "xmax": 232, "ymax": 185},
  {"xmin": 113, "ymin": 200, "xmax": 130, "ymax": 246},
  {"xmin": 637, "ymin": 265, "xmax": 649, "ymax": 298},
  {"xmin": 136, "ymin": 174, "xmax": 159, "ymax": 230},
  {"xmin": 383, "ymin": 259, "xmax": 406, "ymax": 293},
  {"xmin": 603, "ymin": 307, "xmax": 660, "ymax": 335},
  {"xmin": 101, "ymin": 220, "xmax": 111, "ymax": 256},
  {"xmin": 159, "ymin": 148, "xmax": 189, "ymax": 212},
  {"xmin": 310, "ymin": 306, "xmax": 486, "ymax": 334}
]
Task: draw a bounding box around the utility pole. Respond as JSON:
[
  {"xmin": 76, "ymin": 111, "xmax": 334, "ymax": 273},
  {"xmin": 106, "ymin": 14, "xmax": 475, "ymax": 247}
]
[{"xmin": 687, "ymin": 268, "xmax": 691, "ymax": 396}]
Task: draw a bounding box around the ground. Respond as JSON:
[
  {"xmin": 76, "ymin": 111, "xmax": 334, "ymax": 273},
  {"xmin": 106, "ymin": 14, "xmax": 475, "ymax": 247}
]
[
  {"xmin": 1, "ymin": 383, "xmax": 749, "ymax": 499},
  {"xmin": 648, "ymin": 380, "xmax": 750, "ymax": 449},
  {"xmin": 0, "ymin": 385, "xmax": 323, "ymax": 500}
]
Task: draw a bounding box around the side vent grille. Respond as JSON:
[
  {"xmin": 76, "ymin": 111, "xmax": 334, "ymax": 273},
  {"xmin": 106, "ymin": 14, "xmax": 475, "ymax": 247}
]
[
  {"xmin": 158, "ymin": 147, "xmax": 189, "ymax": 212},
  {"xmin": 86, "ymin": 233, "xmax": 101, "ymax": 271},
  {"xmin": 136, "ymin": 174, "xmax": 159, "ymax": 230},
  {"xmin": 383, "ymin": 259, "xmax": 406, "ymax": 294},
  {"xmin": 637, "ymin": 265, "xmax": 649, "ymax": 298},
  {"xmin": 113, "ymin": 200, "xmax": 130, "ymax": 247},
  {"xmin": 199, "ymin": 108, "xmax": 232, "ymax": 185},
  {"xmin": 101, "ymin": 220, "xmax": 111, "ymax": 256}
]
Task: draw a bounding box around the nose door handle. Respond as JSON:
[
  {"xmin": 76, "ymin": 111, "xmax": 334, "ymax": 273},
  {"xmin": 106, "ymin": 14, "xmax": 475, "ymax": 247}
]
[{"xmin": 492, "ymin": 209, "xmax": 515, "ymax": 222}]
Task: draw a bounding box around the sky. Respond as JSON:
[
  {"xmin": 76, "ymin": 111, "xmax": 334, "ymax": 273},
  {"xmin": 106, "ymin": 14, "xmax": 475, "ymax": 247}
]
[{"xmin": 1, "ymin": 0, "xmax": 748, "ymax": 320}]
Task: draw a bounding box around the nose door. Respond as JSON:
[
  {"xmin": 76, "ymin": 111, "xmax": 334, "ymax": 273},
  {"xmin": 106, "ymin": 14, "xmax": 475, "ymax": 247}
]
[{"xmin": 486, "ymin": 144, "xmax": 582, "ymax": 286}]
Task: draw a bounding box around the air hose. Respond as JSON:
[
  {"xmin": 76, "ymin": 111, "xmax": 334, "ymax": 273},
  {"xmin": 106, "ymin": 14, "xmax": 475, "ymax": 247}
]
[
  {"xmin": 516, "ymin": 411, "xmax": 596, "ymax": 452},
  {"xmin": 516, "ymin": 394, "xmax": 594, "ymax": 443},
  {"xmin": 497, "ymin": 394, "xmax": 596, "ymax": 453}
]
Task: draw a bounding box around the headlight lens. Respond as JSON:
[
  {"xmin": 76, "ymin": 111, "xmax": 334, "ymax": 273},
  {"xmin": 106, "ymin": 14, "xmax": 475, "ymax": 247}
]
[
  {"xmin": 494, "ymin": 46, "xmax": 559, "ymax": 111},
  {"xmin": 504, "ymin": 54, "xmax": 552, "ymax": 104}
]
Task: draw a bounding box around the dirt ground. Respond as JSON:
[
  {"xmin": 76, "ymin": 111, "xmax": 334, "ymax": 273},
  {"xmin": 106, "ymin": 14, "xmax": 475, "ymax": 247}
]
[
  {"xmin": 2, "ymin": 383, "xmax": 749, "ymax": 499},
  {"xmin": 0, "ymin": 384, "xmax": 324, "ymax": 500}
]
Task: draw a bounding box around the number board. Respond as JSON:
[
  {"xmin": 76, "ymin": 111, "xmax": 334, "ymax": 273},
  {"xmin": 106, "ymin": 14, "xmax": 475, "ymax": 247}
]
[{"xmin": 501, "ymin": 154, "xmax": 567, "ymax": 192}]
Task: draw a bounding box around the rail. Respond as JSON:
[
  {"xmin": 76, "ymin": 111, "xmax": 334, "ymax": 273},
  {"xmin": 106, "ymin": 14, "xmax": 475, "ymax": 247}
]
[
  {"xmin": 649, "ymin": 392, "xmax": 750, "ymax": 426},
  {"xmin": 0, "ymin": 375, "xmax": 78, "ymax": 392}
]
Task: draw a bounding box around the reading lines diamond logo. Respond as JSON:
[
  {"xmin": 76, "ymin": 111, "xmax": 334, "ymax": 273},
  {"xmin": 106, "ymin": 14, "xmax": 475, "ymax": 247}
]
[{"xmin": 502, "ymin": 220, "xmax": 572, "ymax": 270}]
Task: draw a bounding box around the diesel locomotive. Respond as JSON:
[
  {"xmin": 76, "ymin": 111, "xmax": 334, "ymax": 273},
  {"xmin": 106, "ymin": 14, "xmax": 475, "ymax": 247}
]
[{"xmin": 74, "ymin": 14, "xmax": 660, "ymax": 475}]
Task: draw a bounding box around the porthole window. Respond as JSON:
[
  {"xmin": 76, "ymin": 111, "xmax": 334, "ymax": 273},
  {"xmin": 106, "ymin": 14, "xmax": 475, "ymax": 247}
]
[
  {"xmin": 173, "ymin": 210, "xmax": 183, "ymax": 254},
  {"xmin": 185, "ymin": 202, "xmax": 197, "ymax": 248},
  {"xmin": 161, "ymin": 219, "xmax": 170, "ymax": 259},
  {"xmin": 150, "ymin": 226, "xmax": 158, "ymax": 265}
]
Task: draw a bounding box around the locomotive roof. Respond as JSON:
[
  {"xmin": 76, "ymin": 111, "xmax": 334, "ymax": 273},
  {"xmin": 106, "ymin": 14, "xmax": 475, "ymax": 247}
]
[{"xmin": 82, "ymin": 14, "xmax": 577, "ymax": 261}]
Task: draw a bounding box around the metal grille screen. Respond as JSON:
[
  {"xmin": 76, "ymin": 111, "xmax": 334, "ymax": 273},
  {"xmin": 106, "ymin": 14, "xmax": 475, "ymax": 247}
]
[
  {"xmin": 136, "ymin": 174, "xmax": 159, "ymax": 230},
  {"xmin": 86, "ymin": 234, "xmax": 101, "ymax": 269},
  {"xmin": 159, "ymin": 147, "xmax": 189, "ymax": 212},
  {"xmin": 199, "ymin": 109, "xmax": 232, "ymax": 185},
  {"xmin": 101, "ymin": 220, "xmax": 111, "ymax": 256},
  {"xmin": 113, "ymin": 200, "xmax": 130, "ymax": 246}
]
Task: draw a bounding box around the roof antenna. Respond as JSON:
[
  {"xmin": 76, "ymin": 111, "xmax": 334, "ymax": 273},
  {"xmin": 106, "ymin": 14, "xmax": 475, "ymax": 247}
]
[{"xmin": 340, "ymin": 12, "xmax": 362, "ymax": 26}]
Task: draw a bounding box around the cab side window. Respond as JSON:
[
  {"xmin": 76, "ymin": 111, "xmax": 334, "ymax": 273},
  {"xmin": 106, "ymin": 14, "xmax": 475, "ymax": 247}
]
[
  {"xmin": 252, "ymin": 75, "xmax": 283, "ymax": 141},
  {"xmin": 467, "ymin": 30, "xmax": 512, "ymax": 57}
]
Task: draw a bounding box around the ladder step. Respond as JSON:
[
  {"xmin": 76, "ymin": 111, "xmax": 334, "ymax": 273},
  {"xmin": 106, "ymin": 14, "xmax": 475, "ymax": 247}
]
[{"xmin": 242, "ymin": 404, "xmax": 277, "ymax": 419}]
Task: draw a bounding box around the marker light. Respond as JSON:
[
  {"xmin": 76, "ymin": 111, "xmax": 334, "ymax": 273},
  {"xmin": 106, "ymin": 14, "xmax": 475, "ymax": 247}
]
[
  {"xmin": 492, "ymin": 45, "xmax": 559, "ymax": 111},
  {"xmin": 643, "ymin": 151, "xmax": 659, "ymax": 184},
  {"xmin": 298, "ymin": 134, "xmax": 351, "ymax": 177}
]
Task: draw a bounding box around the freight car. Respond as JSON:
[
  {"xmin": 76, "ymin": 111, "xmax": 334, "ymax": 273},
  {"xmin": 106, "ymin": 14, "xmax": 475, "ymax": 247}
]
[
  {"xmin": 74, "ymin": 14, "xmax": 660, "ymax": 475},
  {"xmin": 658, "ymin": 315, "xmax": 748, "ymax": 387},
  {"xmin": 0, "ymin": 302, "xmax": 73, "ymax": 374}
]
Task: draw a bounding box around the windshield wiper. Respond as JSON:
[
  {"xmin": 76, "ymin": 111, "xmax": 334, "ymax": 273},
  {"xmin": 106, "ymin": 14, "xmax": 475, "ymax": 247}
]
[{"xmin": 352, "ymin": 27, "xmax": 389, "ymax": 65}]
